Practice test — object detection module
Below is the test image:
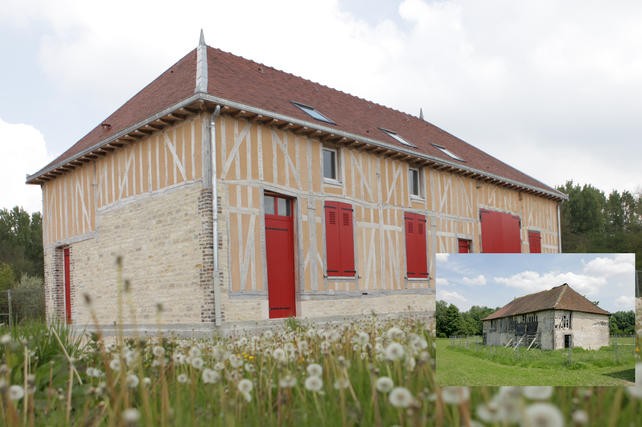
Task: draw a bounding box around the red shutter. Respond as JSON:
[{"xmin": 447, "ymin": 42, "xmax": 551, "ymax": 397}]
[
  {"xmin": 528, "ymin": 230, "xmax": 541, "ymax": 253},
  {"xmin": 458, "ymin": 239, "xmax": 471, "ymax": 253},
  {"xmin": 325, "ymin": 201, "xmax": 355, "ymax": 277},
  {"xmin": 405, "ymin": 212, "xmax": 428, "ymax": 278},
  {"xmin": 63, "ymin": 247, "xmax": 72, "ymax": 324},
  {"xmin": 480, "ymin": 209, "xmax": 521, "ymax": 253}
]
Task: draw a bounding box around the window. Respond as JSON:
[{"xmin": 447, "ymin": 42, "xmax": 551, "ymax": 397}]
[
  {"xmin": 292, "ymin": 101, "xmax": 335, "ymax": 124},
  {"xmin": 380, "ymin": 128, "xmax": 415, "ymax": 147},
  {"xmin": 561, "ymin": 312, "xmax": 572, "ymax": 328},
  {"xmin": 409, "ymin": 167, "xmax": 422, "ymax": 198},
  {"xmin": 404, "ymin": 212, "xmax": 428, "ymax": 279},
  {"xmin": 324, "ymin": 201, "xmax": 355, "ymax": 277},
  {"xmin": 322, "ymin": 148, "xmax": 339, "ymax": 181},
  {"xmin": 432, "ymin": 144, "xmax": 464, "ymax": 162}
]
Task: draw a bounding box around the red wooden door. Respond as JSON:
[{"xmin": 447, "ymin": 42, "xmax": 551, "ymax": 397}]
[
  {"xmin": 480, "ymin": 209, "xmax": 521, "ymax": 253},
  {"xmin": 458, "ymin": 239, "xmax": 471, "ymax": 253},
  {"xmin": 63, "ymin": 247, "xmax": 72, "ymax": 324},
  {"xmin": 264, "ymin": 194, "xmax": 296, "ymax": 318},
  {"xmin": 528, "ymin": 230, "xmax": 542, "ymax": 253},
  {"xmin": 404, "ymin": 212, "xmax": 428, "ymax": 279}
]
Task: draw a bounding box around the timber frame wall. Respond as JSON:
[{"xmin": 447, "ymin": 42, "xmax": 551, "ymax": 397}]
[{"xmin": 40, "ymin": 111, "xmax": 560, "ymax": 326}]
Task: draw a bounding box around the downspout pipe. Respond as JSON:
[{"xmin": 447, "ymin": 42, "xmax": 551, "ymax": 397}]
[
  {"xmin": 210, "ymin": 105, "xmax": 222, "ymax": 326},
  {"xmin": 557, "ymin": 202, "xmax": 563, "ymax": 253}
]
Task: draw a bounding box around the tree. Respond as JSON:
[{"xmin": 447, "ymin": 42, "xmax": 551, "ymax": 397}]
[
  {"xmin": 0, "ymin": 207, "xmax": 43, "ymax": 280},
  {"xmin": 0, "ymin": 262, "xmax": 15, "ymax": 291}
]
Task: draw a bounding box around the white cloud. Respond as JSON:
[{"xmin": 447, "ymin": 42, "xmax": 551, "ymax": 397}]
[
  {"xmin": 438, "ymin": 290, "xmax": 468, "ymax": 308},
  {"xmin": 461, "ymin": 274, "xmax": 486, "ymax": 286},
  {"xmin": 0, "ymin": 118, "xmax": 52, "ymax": 213},
  {"xmin": 436, "ymin": 277, "xmax": 450, "ymax": 287},
  {"xmin": 435, "ymin": 253, "xmax": 450, "ymax": 263},
  {"xmin": 615, "ymin": 295, "xmax": 635, "ymax": 311},
  {"xmin": 493, "ymin": 270, "xmax": 606, "ymax": 296},
  {"xmin": 582, "ymin": 255, "xmax": 635, "ymax": 277}
]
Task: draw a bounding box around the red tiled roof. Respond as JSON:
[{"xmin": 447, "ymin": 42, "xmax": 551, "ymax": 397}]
[
  {"xmin": 27, "ymin": 43, "xmax": 566, "ymax": 200},
  {"xmin": 483, "ymin": 283, "xmax": 610, "ymax": 320}
]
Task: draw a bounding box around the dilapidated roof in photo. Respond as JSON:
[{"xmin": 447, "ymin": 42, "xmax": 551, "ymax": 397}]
[
  {"xmin": 483, "ymin": 283, "xmax": 610, "ymax": 320},
  {"xmin": 26, "ymin": 33, "xmax": 566, "ymax": 201}
]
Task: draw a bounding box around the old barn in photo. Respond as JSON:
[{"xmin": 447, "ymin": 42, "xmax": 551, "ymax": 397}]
[
  {"xmin": 27, "ymin": 34, "xmax": 565, "ymax": 329},
  {"xmin": 482, "ymin": 283, "xmax": 610, "ymax": 350}
]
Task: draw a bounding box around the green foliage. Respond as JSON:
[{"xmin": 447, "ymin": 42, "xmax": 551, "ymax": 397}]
[
  {"xmin": 435, "ymin": 300, "xmax": 495, "ymax": 338},
  {"xmin": 557, "ymin": 182, "xmax": 642, "ymax": 269},
  {"xmin": 609, "ymin": 310, "xmax": 635, "ymax": 336},
  {"xmin": 0, "ymin": 262, "xmax": 16, "ymax": 291},
  {"xmin": 0, "ymin": 206, "xmax": 43, "ymax": 281}
]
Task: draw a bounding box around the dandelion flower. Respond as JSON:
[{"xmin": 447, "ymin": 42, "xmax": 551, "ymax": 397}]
[
  {"xmin": 177, "ymin": 373, "xmax": 188, "ymax": 384},
  {"xmin": 384, "ymin": 342, "xmax": 405, "ymax": 361},
  {"xmin": 279, "ymin": 374, "xmax": 297, "ymax": 388},
  {"xmin": 126, "ymin": 373, "xmax": 139, "ymax": 388},
  {"xmin": 307, "ymin": 363, "xmax": 323, "ymax": 377},
  {"xmin": 202, "ymin": 368, "xmax": 221, "ymax": 384},
  {"xmin": 388, "ymin": 387, "xmax": 413, "ymax": 408},
  {"xmin": 304, "ymin": 375, "xmax": 323, "ymax": 392},
  {"xmin": 441, "ymin": 386, "xmax": 470, "ymax": 405},
  {"xmin": 375, "ymin": 376, "xmax": 394, "ymax": 393},
  {"xmin": 122, "ymin": 408, "xmax": 140, "ymax": 424},
  {"xmin": 523, "ymin": 403, "xmax": 564, "ymax": 427},
  {"xmin": 8, "ymin": 385, "xmax": 24, "ymax": 401},
  {"xmin": 522, "ymin": 386, "xmax": 553, "ymax": 400},
  {"xmin": 572, "ymin": 409, "xmax": 589, "ymax": 425},
  {"xmin": 238, "ymin": 379, "xmax": 253, "ymax": 394}
]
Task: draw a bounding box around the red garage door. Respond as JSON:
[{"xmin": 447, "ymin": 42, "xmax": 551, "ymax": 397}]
[{"xmin": 480, "ymin": 209, "xmax": 521, "ymax": 253}]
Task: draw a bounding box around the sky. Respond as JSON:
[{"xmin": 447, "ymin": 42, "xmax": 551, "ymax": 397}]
[
  {"xmin": 435, "ymin": 253, "xmax": 636, "ymax": 313},
  {"xmin": 1, "ymin": 0, "xmax": 641, "ymax": 214}
]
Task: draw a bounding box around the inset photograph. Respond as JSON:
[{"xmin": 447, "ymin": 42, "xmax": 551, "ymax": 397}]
[{"xmin": 435, "ymin": 253, "xmax": 636, "ymax": 386}]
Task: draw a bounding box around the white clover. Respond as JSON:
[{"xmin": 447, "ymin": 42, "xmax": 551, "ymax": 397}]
[
  {"xmin": 122, "ymin": 408, "xmax": 140, "ymax": 423},
  {"xmin": 441, "ymin": 386, "xmax": 470, "ymax": 405},
  {"xmin": 304, "ymin": 376, "xmax": 323, "ymax": 392},
  {"xmin": 8, "ymin": 385, "xmax": 24, "ymax": 401},
  {"xmin": 572, "ymin": 409, "xmax": 589, "ymax": 425},
  {"xmin": 522, "ymin": 386, "xmax": 554, "ymax": 400},
  {"xmin": 307, "ymin": 363, "xmax": 323, "ymax": 377},
  {"xmin": 523, "ymin": 403, "xmax": 564, "ymax": 427},
  {"xmin": 388, "ymin": 387, "xmax": 413, "ymax": 408},
  {"xmin": 375, "ymin": 376, "xmax": 394, "ymax": 393},
  {"xmin": 126, "ymin": 373, "xmax": 139, "ymax": 388},
  {"xmin": 177, "ymin": 373, "xmax": 188, "ymax": 384},
  {"xmin": 279, "ymin": 374, "xmax": 297, "ymax": 388},
  {"xmin": 384, "ymin": 342, "xmax": 405, "ymax": 361},
  {"xmin": 202, "ymin": 368, "xmax": 221, "ymax": 384}
]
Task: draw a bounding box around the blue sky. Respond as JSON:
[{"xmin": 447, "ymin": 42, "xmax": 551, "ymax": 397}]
[
  {"xmin": 1, "ymin": 0, "xmax": 641, "ymax": 213},
  {"xmin": 436, "ymin": 253, "xmax": 636, "ymax": 313}
]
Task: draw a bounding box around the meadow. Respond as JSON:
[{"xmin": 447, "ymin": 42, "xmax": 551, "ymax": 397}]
[
  {"xmin": 0, "ymin": 318, "xmax": 641, "ymax": 426},
  {"xmin": 436, "ymin": 337, "xmax": 636, "ymax": 387}
]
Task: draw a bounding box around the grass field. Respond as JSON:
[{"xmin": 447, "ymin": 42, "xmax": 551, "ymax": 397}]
[{"xmin": 436, "ymin": 337, "xmax": 635, "ymax": 386}]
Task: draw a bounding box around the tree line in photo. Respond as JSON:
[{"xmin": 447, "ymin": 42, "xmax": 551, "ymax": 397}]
[{"xmin": 435, "ymin": 300, "xmax": 636, "ymax": 338}]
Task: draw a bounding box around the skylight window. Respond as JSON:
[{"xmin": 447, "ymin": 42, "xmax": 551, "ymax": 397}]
[
  {"xmin": 432, "ymin": 144, "xmax": 465, "ymax": 162},
  {"xmin": 291, "ymin": 102, "xmax": 335, "ymax": 124},
  {"xmin": 379, "ymin": 128, "xmax": 415, "ymax": 147}
]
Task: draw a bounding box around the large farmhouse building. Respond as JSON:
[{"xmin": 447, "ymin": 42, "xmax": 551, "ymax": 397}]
[
  {"xmin": 482, "ymin": 284, "xmax": 610, "ymax": 350},
  {"xmin": 27, "ymin": 34, "xmax": 565, "ymax": 328}
]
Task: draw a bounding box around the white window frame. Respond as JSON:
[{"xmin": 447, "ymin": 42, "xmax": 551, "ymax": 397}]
[
  {"xmin": 322, "ymin": 147, "xmax": 341, "ymax": 184},
  {"xmin": 380, "ymin": 128, "xmax": 416, "ymax": 147},
  {"xmin": 408, "ymin": 167, "xmax": 423, "ymax": 199}
]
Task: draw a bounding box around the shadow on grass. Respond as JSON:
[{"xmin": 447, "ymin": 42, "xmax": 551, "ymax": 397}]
[{"xmin": 603, "ymin": 368, "xmax": 635, "ymax": 383}]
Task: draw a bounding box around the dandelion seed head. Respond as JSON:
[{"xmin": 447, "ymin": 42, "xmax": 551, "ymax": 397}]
[
  {"xmin": 304, "ymin": 375, "xmax": 323, "ymax": 392},
  {"xmin": 334, "ymin": 378, "xmax": 350, "ymax": 390},
  {"xmin": 522, "ymin": 386, "xmax": 554, "ymax": 400},
  {"xmin": 272, "ymin": 348, "xmax": 287, "ymax": 363},
  {"xmin": 202, "ymin": 368, "xmax": 221, "ymax": 384},
  {"xmin": 238, "ymin": 378, "xmax": 253, "ymax": 394},
  {"xmin": 126, "ymin": 373, "xmax": 139, "ymax": 388},
  {"xmin": 177, "ymin": 373, "xmax": 188, "ymax": 384},
  {"xmin": 279, "ymin": 374, "xmax": 297, "ymax": 388},
  {"xmin": 384, "ymin": 342, "xmax": 405, "ymax": 361},
  {"xmin": 122, "ymin": 408, "xmax": 140, "ymax": 424},
  {"xmin": 191, "ymin": 357, "xmax": 204, "ymax": 370},
  {"xmin": 386, "ymin": 326, "xmax": 405, "ymax": 341},
  {"xmin": 307, "ymin": 363, "xmax": 323, "ymax": 377},
  {"xmin": 523, "ymin": 403, "xmax": 564, "ymax": 427},
  {"xmin": 375, "ymin": 376, "xmax": 394, "ymax": 393},
  {"xmin": 441, "ymin": 386, "xmax": 470, "ymax": 405},
  {"xmin": 572, "ymin": 409, "xmax": 589, "ymax": 425},
  {"xmin": 109, "ymin": 358, "xmax": 121, "ymax": 372},
  {"xmin": 626, "ymin": 385, "xmax": 642, "ymax": 399},
  {"xmin": 152, "ymin": 346, "xmax": 165, "ymax": 357},
  {"xmin": 388, "ymin": 387, "xmax": 413, "ymax": 408},
  {"xmin": 143, "ymin": 377, "xmax": 151, "ymax": 386},
  {"xmin": 8, "ymin": 385, "xmax": 24, "ymax": 401},
  {"xmin": 0, "ymin": 334, "xmax": 11, "ymax": 345}
]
